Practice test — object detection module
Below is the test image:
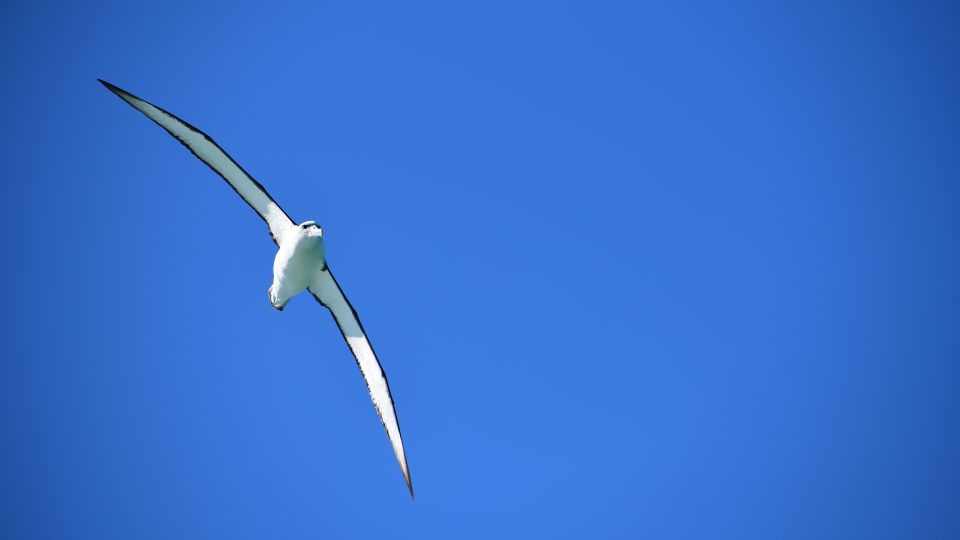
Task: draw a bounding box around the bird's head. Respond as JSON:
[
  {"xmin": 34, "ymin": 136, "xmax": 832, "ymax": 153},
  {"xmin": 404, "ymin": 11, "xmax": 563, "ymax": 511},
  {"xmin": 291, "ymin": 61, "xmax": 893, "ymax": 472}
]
[{"xmin": 299, "ymin": 220, "xmax": 323, "ymax": 237}]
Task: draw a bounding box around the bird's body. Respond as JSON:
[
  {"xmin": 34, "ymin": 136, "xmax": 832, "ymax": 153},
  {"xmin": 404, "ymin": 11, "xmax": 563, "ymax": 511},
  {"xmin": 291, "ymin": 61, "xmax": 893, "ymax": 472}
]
[
  {"xmin": 270, "ymin": 222, "xmax": 325, "ymax": 311},
  {"xmin": 99, "ymin": 79, "xmax": 413, "ymax": 497}
]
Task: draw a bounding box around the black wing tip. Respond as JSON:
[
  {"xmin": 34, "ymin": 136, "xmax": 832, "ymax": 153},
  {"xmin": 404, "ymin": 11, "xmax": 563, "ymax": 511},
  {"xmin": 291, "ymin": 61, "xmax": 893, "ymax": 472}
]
[
  {"xmin": 97, "ymin": 79, "xmax": 141, "ymax": 103},
  {"xmin": 97, "ymin": 78, "xmax": 120, "ymax": 93},
  {"xmin": 401, "ymin": 452, "xmax": 414, "ymax": 499},
  {"xmin": 399, "ymin": 449, "xmax": 414, "ymax": 499},
  {"xmin": 98, "ymin": 78, "xmax": 135, "ymax": 102}
]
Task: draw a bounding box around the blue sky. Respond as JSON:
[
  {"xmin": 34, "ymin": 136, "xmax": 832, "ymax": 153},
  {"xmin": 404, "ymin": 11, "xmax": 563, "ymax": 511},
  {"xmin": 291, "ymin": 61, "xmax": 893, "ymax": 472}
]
[{"xmin": 1, "ymin": 1, "xmax": 959, "ymax": 538}]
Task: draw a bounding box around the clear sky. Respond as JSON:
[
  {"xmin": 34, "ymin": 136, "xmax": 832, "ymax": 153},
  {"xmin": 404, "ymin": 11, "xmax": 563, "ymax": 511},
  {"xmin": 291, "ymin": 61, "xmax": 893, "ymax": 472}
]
[{"xmin": 1, "ymin": 1, "xmax": 958, "ymax": 538}]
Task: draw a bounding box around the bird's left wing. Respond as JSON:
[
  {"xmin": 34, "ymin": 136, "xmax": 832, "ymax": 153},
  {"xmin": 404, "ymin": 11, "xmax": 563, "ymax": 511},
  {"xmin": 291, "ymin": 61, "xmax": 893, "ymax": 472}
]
[
  {"xmin": 98, "ymin": 79, "xmax": 295, "ymax": 245},
  {"xmin": 309, "ymin": 267, "xmax": 413, "ymax": 498}
]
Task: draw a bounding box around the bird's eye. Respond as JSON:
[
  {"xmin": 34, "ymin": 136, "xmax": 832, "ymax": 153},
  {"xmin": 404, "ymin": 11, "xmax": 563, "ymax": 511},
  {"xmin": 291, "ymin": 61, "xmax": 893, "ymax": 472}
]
[{"xmin": 301, "ymin": 224, "xmax": 309, "ymax": 229}]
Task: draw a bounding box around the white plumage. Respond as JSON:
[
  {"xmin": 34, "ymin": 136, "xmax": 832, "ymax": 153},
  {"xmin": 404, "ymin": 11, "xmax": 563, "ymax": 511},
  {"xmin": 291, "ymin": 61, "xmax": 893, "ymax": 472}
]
[{"xmin": 99, "ymin": 79, "xmax": 413, "ymax": 498}]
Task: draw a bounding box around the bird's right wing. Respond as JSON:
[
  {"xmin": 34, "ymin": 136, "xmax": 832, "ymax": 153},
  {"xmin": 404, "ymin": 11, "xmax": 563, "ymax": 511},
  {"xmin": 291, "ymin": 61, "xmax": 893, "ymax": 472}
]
[
  {"xmin": 309, "ymin": 267, "xmax": 413, "ymax": 498},
  {"xmin": 99, "ymin": 79, "xmax": 296, "ymax": 245}
]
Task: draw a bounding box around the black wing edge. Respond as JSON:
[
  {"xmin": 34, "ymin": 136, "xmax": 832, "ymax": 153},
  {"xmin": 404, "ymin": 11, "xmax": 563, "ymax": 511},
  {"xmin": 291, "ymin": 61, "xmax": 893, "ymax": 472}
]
[
  {"xmin": 310, "ymin": 266, "xmax": 414, "ymax": 499},
  {"xmin": 97, "ymin": 78, "xmax": 294, "ymax": 243}
]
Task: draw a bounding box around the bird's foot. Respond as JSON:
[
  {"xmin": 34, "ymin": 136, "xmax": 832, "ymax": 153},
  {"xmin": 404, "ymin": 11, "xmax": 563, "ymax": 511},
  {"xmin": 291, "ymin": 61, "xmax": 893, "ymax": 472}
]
[{"xmin": 268, "ymin": 287, "xmax": 288, "ymax": 311}]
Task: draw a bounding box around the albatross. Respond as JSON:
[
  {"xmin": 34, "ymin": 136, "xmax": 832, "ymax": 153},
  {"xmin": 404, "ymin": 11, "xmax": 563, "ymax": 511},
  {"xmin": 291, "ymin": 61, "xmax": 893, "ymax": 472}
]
[{"xmin": 98, "ymin": 79, "xmax": 413, "ymax": 498}]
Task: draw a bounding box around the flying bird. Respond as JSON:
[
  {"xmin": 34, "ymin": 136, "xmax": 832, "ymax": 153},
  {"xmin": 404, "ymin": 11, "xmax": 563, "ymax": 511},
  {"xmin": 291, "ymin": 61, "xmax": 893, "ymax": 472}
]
[{"xmin": 98, "ymin": 79, "xmax": 413, "ymax": 497}]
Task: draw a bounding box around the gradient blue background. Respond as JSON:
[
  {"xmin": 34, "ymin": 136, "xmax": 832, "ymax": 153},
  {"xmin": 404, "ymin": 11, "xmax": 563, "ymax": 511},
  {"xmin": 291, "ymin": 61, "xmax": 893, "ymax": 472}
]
[{"xmin": 2, "ymin": 1, "xmax": 958, "ymax": 538}]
